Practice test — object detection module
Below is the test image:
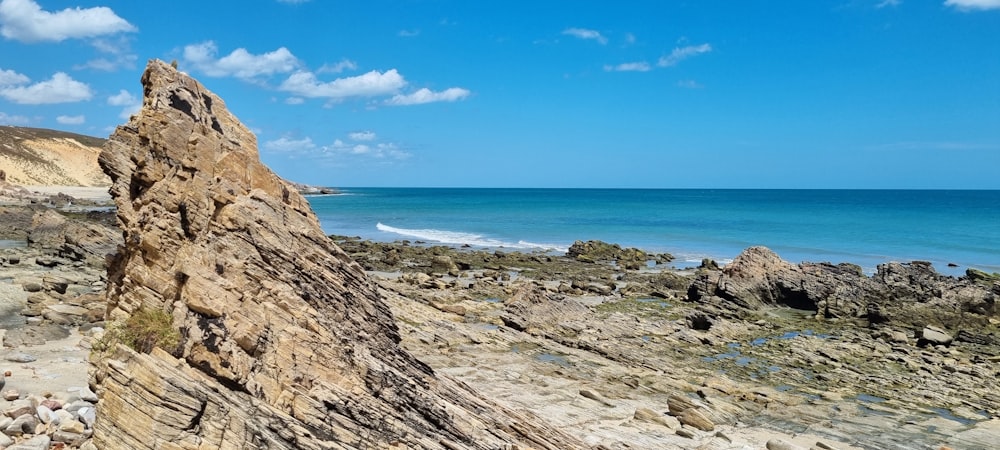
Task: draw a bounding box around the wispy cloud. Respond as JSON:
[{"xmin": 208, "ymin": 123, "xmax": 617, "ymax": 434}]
[
  {"xmin": 349, "ymin": 131, "xmax": 376, "ymax": 141},
  {"xmin": 328, "ymin": 140, "xmax": 410, "ymax": 160},
  {"xmin": 0, "ymin": 0, "xmax": 136, "ymax": 43},
  {"xmin": 263, "ymin": 132, "xmax": 411, "ymax": 164},
  {"xmin": 183, "ymin": 41, "xmax": 300, "ymax": 79},
  {"xmin": 75, "ymin": 37, "xmax": 138, "ymax": 72},
  {"xmin": 0, "ymin": 111, "xmax": 31, "ymax": 125},
  {"xmin": 56, "ymin": 115, "xmax": 84, "ymax": 125},
  {"xmin": 264, "ymin": 136, "xmax": 316, "ymax": 153},
  {"xmin": 944, "ymin": 0, "xmax": 1000, "ymax": 10},
  {"xmin": 279, "ymin": 69, "xmax": 406, "ymax": 99},
  {"xmin": 107, "ymin": 89, "xmax": 141, "ymax": 119},
  {"xmin": 562, "ymin": 27, "xmax": 608, "ymax": 45},
  {"xmin": 0, "ymin": 72, "xmax": 92, "ymax": 104},
  {"xmin": 398, "ymin": 29, "xmax": 420, "ymax": 37},
  {"xmin": 318, "ymin": 59, "xmax": 357, "ymax": 74},
  {"xmin": 603, "ymin": 62, "xmax": 652, "ymax": 72},
  {"xmin": 385, "ymin": 87, "xmax": 470, "ymax": 106},
  {"xmin": 676, "ymin": 80, "xmax": 704, "ymax": 89},
  {"xmin": 658, "ymin": 43, "xmax": 712, "ymax": 67},
  {"xmin": 876, "ymin": 0, "xmax": 902, "ymax": 8}
]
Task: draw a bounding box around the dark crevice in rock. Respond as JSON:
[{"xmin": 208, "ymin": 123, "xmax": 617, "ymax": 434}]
[
  {"xmin": 774, "ymin": 283, "xmax": 817, "ymax": 312},
  {"xmin": 185, "ymin": 401, "xmax": 207, "ymax": 432},
  {"xmin": 178, "ymin": 201, "xmax": 193, "ymax": 239},
  {"xmin": 168, "ymin": 92, "xmax": 196, "ymax": 121}
]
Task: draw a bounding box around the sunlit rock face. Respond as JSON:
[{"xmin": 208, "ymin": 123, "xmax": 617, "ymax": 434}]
[{"xmin": 92, "ymin": 59, "xmax": 583, "ymax": 450}]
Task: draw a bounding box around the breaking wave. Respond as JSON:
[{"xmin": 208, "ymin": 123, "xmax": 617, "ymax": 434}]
[{"xmin": 376, "ymin": 223, "xmax": 568, "ymax": 253}]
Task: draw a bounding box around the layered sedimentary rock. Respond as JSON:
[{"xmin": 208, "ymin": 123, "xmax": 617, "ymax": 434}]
[
  {"xmin": 91, "ymin": 59, "xmax": 583, "ymax": 450},
  {"xmin": 689, "ymin": 246, "xmax": 997, "ymax": 328}
]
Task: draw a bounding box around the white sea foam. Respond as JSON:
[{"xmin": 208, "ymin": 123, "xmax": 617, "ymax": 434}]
[{"xmin": 376, "ymin": 223, "xmax": 567, "ymax": 252}]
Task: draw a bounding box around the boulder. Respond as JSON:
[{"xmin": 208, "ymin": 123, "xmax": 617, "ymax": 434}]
[
  {"xmin": 90, "ymin": 59, "xmax": 583, "ymax": 450},
  {"xmin": 678, "ymin": 407, "xmax": 714, "ymax": 431},
  {"xmin": 919, "ymin": 325, "xmax": 954, "ymax": 347}
]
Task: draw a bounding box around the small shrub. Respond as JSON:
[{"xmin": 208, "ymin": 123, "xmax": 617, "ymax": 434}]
[{"xmin": 94, "ymin": 308, "xmax": 180, "ymax": 354}]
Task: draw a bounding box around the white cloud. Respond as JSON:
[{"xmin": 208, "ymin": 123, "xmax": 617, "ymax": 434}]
[
  {"xmin": 0, "ymin": 111, "xmax": 31, "ymax": 125},
  {"xmin": 318, "ymin": 59, "xmax": 357, "ymax": 74},
  {"xmin": 183, "ymin": 41, "xmax": 300, "ymax": 79},
  {"xmin": 0, "ymin": 72, "xmax": 92, "ymax": 104},
  {"xmin": 0, "ymin": 67, "xmax": 28, "ymax": 86},
  {"xmin": 0, "ymin": 0, "xmax": 135, "ymax": 43},
  {"xmin": 56, "ymin": 114, "xmax": 84, "ymax": 125},
  {"xmin": 107, "ymin": 89, "xmax": 141, "ymax": 119},
  {"xmin": 76, "ymin": 37, "xmax": 138, "ymax": 71},
  {"xmin": 277, "ymin": 0, "xmax": 310, "ymax": 3},
  {"xmin": 330, "ymin": 139, "xmax": 410, "ymax": 159},
  {"xmin": 603, "ymin": 62, "xmax": 652, "ymax": 72},
  {"xmin": 624, "ymin": 33, "xmax": 636, "ymax": 45},
  {"xmin": 349, "ymin": 131, "xmax": 376, "ymax": 141},
  {"xmin": 284, "ymin": 97, "xmax": 304, "ymax": 105},
  {"xmin": 279, "ymin": 69, "xmax": 406, "ymax": 99},
  {"xmin": 658, "ymin": 43, "xmax": 712, "ymax": 67},
  {"xmin": 264, "ymin": 136, "xmax": 317, "ymax": 153},
  {"xmin": 677, "ymin": 80, "xmax": 704, "ymax": 89},
  {"xmin": 386, "ymin": 87, "xmax": 470, "ymax": 106},
  {"xmin": 266, "ymin": 133, "xmax": 411, "ymax": 164},
  {"xmin": 398, "ymin": 29, "xmax": 420, "ymax": 37},
  {"xmin": 876, "ymin": 0, "xmax": 902, "ymax": 8},
  {"xmin": 562, "ymin": 27, "xmax": 608, "ymax": 45},
  {"xmin": 107, "ymin": 89, "xmax": 136, "ymax": 106},
  {"xmin": 944, "ymin": 0, "xmax": 1000, "ymax": 10}
]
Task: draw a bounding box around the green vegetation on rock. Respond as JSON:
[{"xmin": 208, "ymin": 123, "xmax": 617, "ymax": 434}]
[{"xmin": 94, "ymin": 308, "xmax": 180, "ymax": 354}]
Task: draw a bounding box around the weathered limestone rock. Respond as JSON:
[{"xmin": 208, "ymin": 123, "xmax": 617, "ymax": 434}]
[
  {"xmin": 919, "ymin": 325, "xmax": 954, "ymax": 347},
  {"xmin": 688, "ymin": 246, "xmax": 996, "ymax": 328},
  {"xmin": 90, "ymin": 59, "xmax": 583, "ymax": 450},
  {"xmin": 501, "ymin": 284, "xmax": 589, "ymax": 333}
]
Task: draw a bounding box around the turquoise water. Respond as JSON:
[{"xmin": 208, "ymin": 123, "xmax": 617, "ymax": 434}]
[{"xmin": 308, "ymin": 189, "xmax": 1000, "ymax": 276}]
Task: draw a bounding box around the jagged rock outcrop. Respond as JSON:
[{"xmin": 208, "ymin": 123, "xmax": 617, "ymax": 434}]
[
  {"xmin": 688, "ymin": 246, "xmax": 997, "ymax": 328},
  {"xmin": 90, "ymin": 59, "xmax": 584, "ymax": 450}
]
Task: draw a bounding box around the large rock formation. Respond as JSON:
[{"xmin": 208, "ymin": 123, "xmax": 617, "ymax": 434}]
[
  {"xmin": 91, "ymin": 59, "xmax": 583, "ymax": 449},
  {"xmin": 689, "ymin": 246, "xmax": 997, "ymax": 329}
]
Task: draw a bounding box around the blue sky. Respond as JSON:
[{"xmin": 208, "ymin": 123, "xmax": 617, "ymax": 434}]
[{"xmin": 1, "ymin": 0, "xmax": 998, "ymax": 188}]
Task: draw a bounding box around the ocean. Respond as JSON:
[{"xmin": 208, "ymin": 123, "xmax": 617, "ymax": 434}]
[{"xmin": 307, "ymin": 188, "xmax": 1000, "ymax": 277}]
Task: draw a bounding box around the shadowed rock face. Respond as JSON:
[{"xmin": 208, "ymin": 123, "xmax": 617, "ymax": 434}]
[{"xmin": 91, "ymin": 59, "xmax": 582, "ymax": 450}]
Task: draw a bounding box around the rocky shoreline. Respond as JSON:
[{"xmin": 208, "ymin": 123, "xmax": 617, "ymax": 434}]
[
  {"xmin": 332, "ymin": 236, "xmax": 1000, "ymax": 449},
  {"xmin": 2, "ymin": 194, "xmax": 999, "ymax": 449}
]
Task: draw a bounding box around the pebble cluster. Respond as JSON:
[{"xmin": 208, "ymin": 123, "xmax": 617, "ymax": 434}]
[{"xmin": 1, "ymin": 369, "xmax": 98, "ymax": 450}]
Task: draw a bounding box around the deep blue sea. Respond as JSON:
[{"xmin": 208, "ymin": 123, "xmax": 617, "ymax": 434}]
[{"xmin": 308, "ymin": 188, "xmax": 1000, "ymax": 277}]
